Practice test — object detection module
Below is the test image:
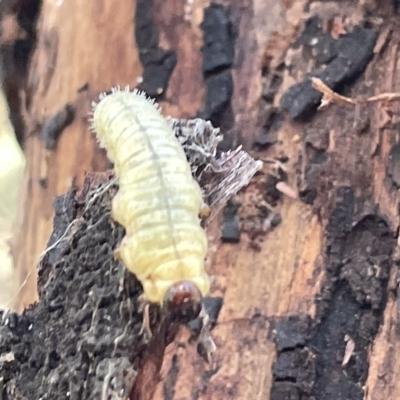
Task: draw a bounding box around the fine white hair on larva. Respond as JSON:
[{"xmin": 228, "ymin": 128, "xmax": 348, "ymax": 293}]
[{"xmin": 91, "ymin": 88, "xmax": 209, "ymax": 304}]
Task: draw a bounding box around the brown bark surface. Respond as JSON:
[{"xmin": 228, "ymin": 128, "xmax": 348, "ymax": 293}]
[
  {"xmin": 13, "ymin": 0, "xmax": 142, "ymax": 309},
  {"xmin": 2, "ymin": 0, "xmax": 400, "ymax": 399}
]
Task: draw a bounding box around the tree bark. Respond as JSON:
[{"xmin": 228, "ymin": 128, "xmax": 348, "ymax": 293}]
[
  {"xmin": 13, "ymin": 0, "xmax": 142, "ymax": 309},
  {"xmin": 1, "ymin": 0, "xmax": 400, "ymax": 399}
]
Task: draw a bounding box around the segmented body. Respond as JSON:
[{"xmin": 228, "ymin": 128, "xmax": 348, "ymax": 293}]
[{"xmin": 92, "ymin": 89, "xmax": 210, "ymax": 304}]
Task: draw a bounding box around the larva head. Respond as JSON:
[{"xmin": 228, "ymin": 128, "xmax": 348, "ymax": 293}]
[{"xmin": 163, "ymin": 281, "xmax": 203, "ymax": 324}]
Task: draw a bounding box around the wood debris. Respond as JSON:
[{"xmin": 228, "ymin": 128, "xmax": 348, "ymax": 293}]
[{"xmin": 311, "ymin": 77, "xmax": 400, "ymax": 108}]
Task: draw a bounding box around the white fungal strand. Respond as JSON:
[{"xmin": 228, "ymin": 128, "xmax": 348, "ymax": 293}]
[{"xmin": 92, "ymin": 89, "xmax": 210, "ymax": 304}]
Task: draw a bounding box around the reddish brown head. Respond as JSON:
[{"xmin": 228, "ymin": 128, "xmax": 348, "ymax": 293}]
[{"xmin": 163, "ymin": 281, "xmax": 202, "ymax": 324}]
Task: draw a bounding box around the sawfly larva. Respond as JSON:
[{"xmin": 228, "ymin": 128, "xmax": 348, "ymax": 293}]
[{"xmin": 91, "ymin": 88, "xmax": 209, "ymax": 318}]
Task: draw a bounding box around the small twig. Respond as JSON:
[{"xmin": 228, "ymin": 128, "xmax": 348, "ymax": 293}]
[
  {"xmin": 311, "ymin": 77, "xmax": 400, "ymax": 108},
  {"xmin": 275, "ymin": 182, "xmax": 298, "ymax": 199},
  {"xmin": 311, "ymin": 77, "xmax": 356, "ymax": 107},
  {"xmin": 366, "ymin": 92, "xmax": 400, "ymax": 103},
  {"xmin": 342, "ymin": 334, "xmax": 355, "ymax": 367}
]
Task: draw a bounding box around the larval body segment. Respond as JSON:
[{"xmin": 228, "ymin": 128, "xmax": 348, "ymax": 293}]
[{"xmin": 92, "ymin": 89, "xmax": 209, "ymax": 303}]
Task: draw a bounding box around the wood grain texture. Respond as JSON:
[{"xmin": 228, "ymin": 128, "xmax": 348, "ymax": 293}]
[
  {"xmin": 153, "ymin": 1, "xmax": 400, "ymax": 399},
  {"xmin": 14, "ymin": 0, "xmax": 142, "ymax": 309},
  {"xmin": 153, "ymin": 0, "xmax": 313, "ymax": 398}
]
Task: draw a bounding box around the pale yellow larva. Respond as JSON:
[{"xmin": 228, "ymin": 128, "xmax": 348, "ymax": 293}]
[{"xmin": 92, "ymin": 88, "xmax": 210, "ymax": 311}]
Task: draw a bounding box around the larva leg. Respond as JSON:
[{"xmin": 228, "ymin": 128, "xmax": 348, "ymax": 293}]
[
  {"xmin": 197, "ymin": 181, "xmax": 210, "ymax": 218},
  {"xmin": 199, "ymin": 201, "xmax": 211, "ymax": 218},
  {"xmin": 138, "ymin": 294, "xmax": 153, "ymax": 338},
  {"xmin": 142, "ymin": 303, "xmax": 152, "ymax": 339},
  {"xmin": 112, "ymin": 233, "xmax": 137, "ymax": 264},
  {"xmin": 196, "ymin": 305, "xmax": 216, "ymax": 364}
]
